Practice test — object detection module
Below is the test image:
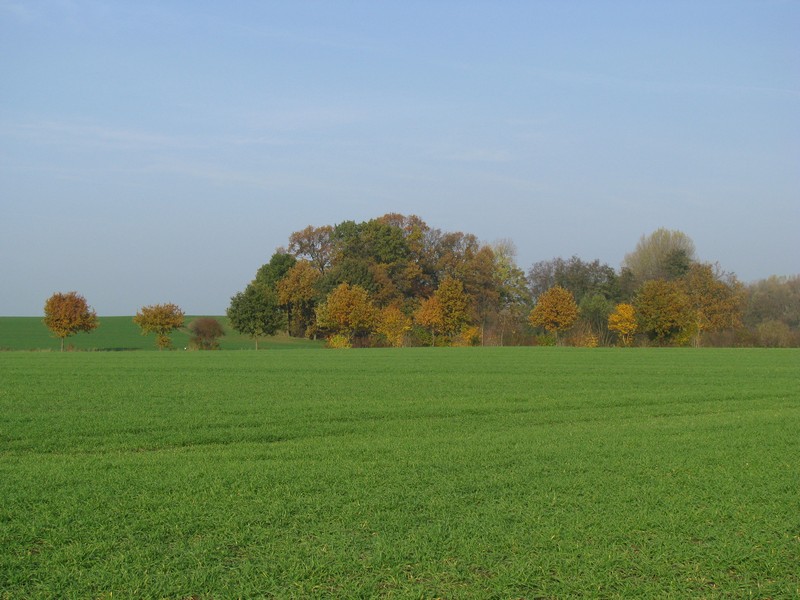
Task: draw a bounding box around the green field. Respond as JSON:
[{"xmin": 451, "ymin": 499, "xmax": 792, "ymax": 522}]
[
  {"xmin": 1, "ymin": 348, "xmax": 798, "ymax": 598},
  {"xmin": 0, "ymin": 317, "xmax": 322, "ymax": 351}
]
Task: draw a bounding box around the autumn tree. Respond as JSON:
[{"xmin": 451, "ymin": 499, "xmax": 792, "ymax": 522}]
[
  {"xmin": 288, "ymin": 225, "xmax": 334, "ymax": 274},
  {"xmin": 188, "ymin": 317, "xmax": 225, "ymax": 350},
  {"xmin": 528, "ymin": 256, "xmax": 620, "ymax": 305},
  {"xmin": 435, "ymin": 276, "xmax": 470, "ymax": 339},
  {"xmin": 315, "ymin": 283, "xmax": 378, "ymax": 344},
  {"xmin": 377, "ymin": 305, "xmax": 412, "ymax": 347},
  {"xmin": 277, "ymin": 260, "xmax": 321, "ymax": 336},
  {"xmin": 43, "ymin": 291, "xmax": 99, "ymax": 351},
  {"xmin": 133, "ymin": 303, "xmax": 185, "ymax": 350},
  {"xmin": 682, "ymin": 263, "xmax": 743, "ymax": 347},
  {"xmin": 634, "ymin": 279, "xmax": 693, "ymax": 344},
  {"xmin": 227, "ymin": 283, "xmax": 286, "ymax": 349},
  {"xmin": 608, "ymin": 303, "xmax": 638, "ymax": 346},
  {"xmin": 528, "ymin": 286, "xmax": 579, "ymax": 344},
  {"xmin": 414, "ymin": 296, "xmax": 445, "ymax": 346}
]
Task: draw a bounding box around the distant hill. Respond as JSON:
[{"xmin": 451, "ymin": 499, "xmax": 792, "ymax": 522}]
[{"xmin": 0, "ymin": 317, "xmax": 324, "ymax": 351}]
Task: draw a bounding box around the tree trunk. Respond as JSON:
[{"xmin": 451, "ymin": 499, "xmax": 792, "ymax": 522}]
[
  {"xmin": 255, "ymin": 337, "xmax": 259, "ymax": 350},
  {"xmin": 60, "ymin": 337, "xmax": 64, "ymax": 352}
]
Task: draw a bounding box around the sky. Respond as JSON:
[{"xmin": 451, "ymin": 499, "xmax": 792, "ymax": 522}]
[{"xmin": 1, "ymin": 1, "xmax": 798, "ymax": 316}]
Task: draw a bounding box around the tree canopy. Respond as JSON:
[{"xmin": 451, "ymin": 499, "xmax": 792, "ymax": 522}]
[{"xmin": 43, "ymin": 291, "xmax": 99, "ymax": 351}]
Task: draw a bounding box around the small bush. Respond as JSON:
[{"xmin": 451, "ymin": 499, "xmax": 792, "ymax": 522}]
[
  {"xmin": 326, "ymin": 334, "xmax": 352, "ymax": 349},
  {"xmin": 188, "ymin": 318, "xmax": 225, "ymax": 350}
]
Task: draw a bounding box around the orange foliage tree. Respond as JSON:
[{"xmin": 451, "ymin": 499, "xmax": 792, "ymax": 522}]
[
  {"xmin": 528, "ymin": 286, "xmax": 579, "ymax": 344},
  {"xmin": 435, "ymin": 276, "xmax": 470, "ymax": 339},
  {"xmin": 682, "ymin": 263, "xmax": 743, "ymax": 347},
  {"xmin": 608, "ymin": 303, "xmax": 638, "ymax": 346},
  {"xmin": 133, "ymin": 303, "xmax": 185, "ymax": 350},
  {"xmin": 43, "ymin": 291, "xmax": 99, "ymax": 351}
]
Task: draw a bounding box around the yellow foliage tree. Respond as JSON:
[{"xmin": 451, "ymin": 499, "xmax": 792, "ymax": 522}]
[
  {"xmin": 414, "ymin": 296, "xmax": 445, "ymax": 346},
  {"xmin": 133, "ymin": 303, "xmax": 185, "ymax": 350},
  {"xmin": 377, "ymin": 305, "xmax": 412, "ymax": 347},
  {"xmin": 608, "ymin": 303, "xmax": 638, "ymax": 346},
  {"xmin": 528, "ymin": 286, "xmax": 579, "ymax": 344},
  {"xmin": 315, "ymin": 283, "xmax": 378, "ymax": 345},
  {"xmin": 43, "ymin": 291, "xmax": 99, "ymax": 351}
]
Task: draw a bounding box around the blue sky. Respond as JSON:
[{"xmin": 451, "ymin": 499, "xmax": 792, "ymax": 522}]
[{"xmin": 1, "ymin": 1, "xmax": 798, "ymax": 315}]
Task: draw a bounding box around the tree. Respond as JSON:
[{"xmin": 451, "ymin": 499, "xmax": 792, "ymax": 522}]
[
  {"xmin": 277, "ymin": 260, "xmax": 321, "ymax": 336},
  {"xmin": 414, "ymin": 296, "xmax": 445, "ymax": 346},
  {"xmin": 434, "ymin": 276, "xmax": 470, "ymax": 339},
  {"xmin": 623, "ymin": 228, "xmax": 696, "ymax": 284},
  {"xmin": 528, "ymin": 256, "xmax": 620, "ymax": 305},
  {"xmin": 43, "ymin": 291, "xmax": 99, "ymax": 351},
  {"xmin": 634, "ymin": 279, "xmax": 692, "ymax": 344},
  {"xmin": 133, "ymin": 303, "xmax": 185, "ymax": 350},
  {"xmin": 528, "ymin": 286, "xmax": 579, "ymax": 344},
  {"xmin": 315, "ymin": 283, "xmax": 378, "ymax": 344},
  {"xmin": 288, "ymin": 225, "xmax": 334, "ymax": 274},
  {"xmin": 608, "ymin": 303, "xmax": 638, "ymax": 346},
  {"xmin": 377, "ymin": 305, "xmax": 412, "ymax": 347},
  {"xmin": 255, "ymin": 252, "xmax": 296, "ymax": 288},
  {"xmin": 227, "ymin": 283, "xmax": 286, "ymax": 349},
  {"xmin": 682, "ymin": 263, "xmax": 743, "ymax": 347},
  {"xmin": 188, "ymin": 317, "xmax": 225, "ymax": 350}
]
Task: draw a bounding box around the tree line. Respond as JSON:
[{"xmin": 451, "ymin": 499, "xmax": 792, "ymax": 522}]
[
  {"xmin": 224, "ymin": 214, "xmax": 799, "ymax": 348},
  {"xmin": 41, "ymin": 214, "xmax": 799, "ymax": 349}
]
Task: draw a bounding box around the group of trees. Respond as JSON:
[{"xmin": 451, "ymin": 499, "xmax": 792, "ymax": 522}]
[
  {"xmin": 42, "ymin": 294, "xmax": 224, "ymax": 350},
  {"xmin": 226, "ymin": 217, "xmax": 797, "ymax": 348},
  {"xmin": 42, "ymin": 219, "xmax": 798, "ymax": 350}
]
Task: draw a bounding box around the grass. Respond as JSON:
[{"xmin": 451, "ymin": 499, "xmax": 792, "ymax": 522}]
[
  {"xmin": 0, "ymin": 316, "xmax": 322, "ymax": 351},
  {"xmin": 0, "ymin": 348, "xmax": 798, "ymax": 598}
]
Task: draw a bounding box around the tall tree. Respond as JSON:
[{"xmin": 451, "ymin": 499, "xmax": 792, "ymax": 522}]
[
  {"xmin": 133, "ymin": 303, "xmax": 185, "ymax": 350},
  {"xmin": 277, "ymin": 260, "xmax": 321, "ymax": 337},
  {"xmin": 255, "ymin": 252, "xmax": 296, "ymax": 288},
  {"xmin": 414, "ymin": 296, "xmax": 445, "ymax": 346},
  {"xmin": 434, "ymin": 276, "xmax": 470, "ymax": 339},
  {"xmin": 528, "ymin": 256, "xmax": 619, "ymax": 304},
  {"xmin": 682, "ymin": 263, "xmax": 743, "ymax": 347},
  {"xmin": 43, "ymin": 291, "xmax": 99, "ymax": 351},
  {"xmin": 623, "ymin": 228, "xmax": 696, "ymax": 284},
  {"xmin": 227, "ymin": 283, "xmax": 286, "ymax": 349},
  {"xmin": 288, "ymin": 225, "xmax": 334, "ymax": 274},
  {"xmin": 528, "ymin": 286, "xmax": 579, "ymax": 344}
]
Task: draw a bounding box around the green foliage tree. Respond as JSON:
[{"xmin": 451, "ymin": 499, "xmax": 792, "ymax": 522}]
[
  {"xmin": 623, "ymin": 228, "xmax": 696, "ymax": 285},
  {"xmin": 133, "ymin": 303, "xmax": 185, "ymax": 350},
  {"xmin": 43, "ymin": 291, "xmax": 99, "ymax": 351},
  {"xmin": 227, "ymin": 283, "xmax": 286, "ymax": 349},
  {"xmin": 255, "ymin": 252, "xmax": 296, "ymax": 288},
  {"xmin": 528, "ymin": 286, "xmax": 579, "ymax": 344}
]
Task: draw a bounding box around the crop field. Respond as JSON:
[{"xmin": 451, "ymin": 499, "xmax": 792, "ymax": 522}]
[
  {"xmin": 0, "ymin": 317, "xmax": 321, "ymax": 352},
  {"xmin": 1, "ymin": 348, "xmax": 798, "ymax": 598}
]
